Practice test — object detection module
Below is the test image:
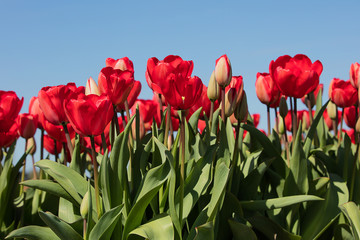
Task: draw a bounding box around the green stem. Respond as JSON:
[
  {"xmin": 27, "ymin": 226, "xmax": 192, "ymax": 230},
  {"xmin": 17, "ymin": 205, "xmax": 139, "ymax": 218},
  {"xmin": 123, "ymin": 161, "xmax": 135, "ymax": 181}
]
[
  {"xmin": 339, "ymin": 109, "xmax": 345, "ymax": 142},
  {"xmin": 221, "ymin": 88, "xmax": 225, "ymax": 122},
  {"xmin": 164, "ymin": 104, "xmax": 171, "ymax": 148},
  {"xmin": 267, "ymin": 105, "xmax": 271, "ymax": 136},
  {"xmin": 179, "ymin": 110, "xmax": 186, "ymax": 227},
  {"xmin": 209, "ymin": 101, "xmax": 214, "ymax": 130},
  {"xmin": 62, "ymin": 123, "xmax": 74, "ymax": 159},
  {"xmin": 228, "ymin": 122, "xmax": 241, "ymax": 192},
  {"xmin": 90, "ymin": 136, "xmax": 102, "ymax": 219},
  {"xmin": 350, "ymin": 141, "xmax": 360, "ymax": 200},
  {"xmin": 40, "ymin": 128, "xmax": 44, "ymax": 160}
]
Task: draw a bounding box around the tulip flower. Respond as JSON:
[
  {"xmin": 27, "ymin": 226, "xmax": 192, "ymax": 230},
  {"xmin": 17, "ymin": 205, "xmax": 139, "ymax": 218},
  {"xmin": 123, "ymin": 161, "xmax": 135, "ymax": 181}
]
[
  {"xmin": 146, "ymin": 55, "xmax": 193, "ymax": 94},
  {"xmin": 17, "ymin": 113, "xmax": 38, "ymax": 139},
  {"xmin": 255, "ymin": 72, "xmax": 281, "ymax": 106},
  {"xmin": 85, "ymin": 77, "xmax": 100, "ymax": 96},
  {"xmin": 106, "ymin": 57, "xmax": 134, "ymax": 72},
  {"xmin": 0, "ymin": 90, "xmax": 24, "ymax": 132},
  {"xmin": 0, "ymin": 121, "xmax": 19, "ymax": 148},
  {"xmin": 344, "ymin": 106, "xmax": 357, "ymax": 129},
  {"xmin": 226, "ymin": 76, "xmax": 244, "ymax": 107},
  {"xmin": 29, "ymin": 96, "xmax": 46, "ymax": 129},
  {"xmin": 116, "ymin": 80, "xmax": 142, "ymax": 112},
  {"xmin": 252, "ymin": 114, "xmax": 260, "ymax": 128},
  {"xmin": 329, "ymin": 78, "xmax": 357, "ymax": 108},
  {"xmin": 131, "ymin": 99, "xmax": 158, "ymax": 131},
  {"xmin": 269, "ymin": 54, "xmax": 323, "ymax": 98},
  {"xmin": 350, "ymin": 62, "xmax": 360, "ymax": 88},
  {"xmin": 43, "ymin": 120, "xmax": 75, "ymax": 144},
  {"xmin": 215, "ymin": 54, "xmax": 232, "ymax": 88},
  {"xmin": 98, "ymin": 67, "xmax": 135, "ymax": 106},
  {"xmin": 43, "ymin": 134, "xmax": 62, "ymax": 156},
  {"xmin": 207, "ymin": 71, "xmax": 220, "ymax": 101},
  {"xmin": 64, "ymin": 94, "xmax": 113, "ymax": 137}
]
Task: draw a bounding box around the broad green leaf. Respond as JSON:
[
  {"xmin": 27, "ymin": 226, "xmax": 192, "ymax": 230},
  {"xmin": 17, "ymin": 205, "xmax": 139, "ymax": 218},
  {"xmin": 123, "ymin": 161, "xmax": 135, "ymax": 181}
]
[
  {"xmin": 188, "ymin": 107, "xmax": 202, "ymax": 133},
  {"xmin": 5, "ymin": 226, "xmax": 60, "ymax": 240},
  {"xmin": 301, "ymin": 174, "xmax": 349, "ymax": 239},
  {"xmin": 340, "ymin": 202, "xmax": 360, "ymax": 240},
  {"xmin": 128, "ymin": 214, "xmax": 174, "ymax": 240},
  {"xmin": 240, "ymin": 195, "xmax": 323, "ymax": 211},
  {"xmin": 69, "ymin": 134, "xmax": 83, "ymax": 174},
  {"xmin": 194, "ymin": 222, "xmax": 214, "ymax": 240},
  {"xmin": 99, "ymin": 149, "xmax": 111, "ymax": 212},
  {"xmin": 21, "ymin": 179, "xmax": 76, "ymax": 205},
  {"xmin": 39, "ymin": 211, "xmax": 83, "ymax": 240},
  {"xmin": 89, "ymin": 205, "xmax": 123, "ymax": 240},
  {"xmin": 228, "ymin": 219, "xmax": 257, "ymax": 240}
]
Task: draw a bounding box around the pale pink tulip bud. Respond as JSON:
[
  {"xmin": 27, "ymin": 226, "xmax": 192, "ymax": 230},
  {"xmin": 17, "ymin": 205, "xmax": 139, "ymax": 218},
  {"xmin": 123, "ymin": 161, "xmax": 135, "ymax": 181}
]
[
  {"xmin": 85, "ymin": 77, "xmax": 100, "ymax": 96},
  {"xmin": 215, "ymin": 55, "xmax": 232, "ymax": 88},
  {"xmin": 207, "ymin": 71, "xmax": 220, "ymax": 101}
]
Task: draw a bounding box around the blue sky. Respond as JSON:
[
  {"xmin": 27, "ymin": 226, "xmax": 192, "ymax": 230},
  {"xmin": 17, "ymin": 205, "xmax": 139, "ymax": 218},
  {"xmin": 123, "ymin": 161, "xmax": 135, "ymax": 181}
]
[{"xmin": 1, "ymin": 1, "xmax": 360, "ymax": 162}]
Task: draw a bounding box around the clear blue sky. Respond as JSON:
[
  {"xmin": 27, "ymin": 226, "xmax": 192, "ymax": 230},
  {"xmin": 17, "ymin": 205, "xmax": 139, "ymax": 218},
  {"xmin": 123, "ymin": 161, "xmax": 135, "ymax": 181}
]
[{"xmin": 1, "ymin": 1, "xmax": 360, "ymax": 162}]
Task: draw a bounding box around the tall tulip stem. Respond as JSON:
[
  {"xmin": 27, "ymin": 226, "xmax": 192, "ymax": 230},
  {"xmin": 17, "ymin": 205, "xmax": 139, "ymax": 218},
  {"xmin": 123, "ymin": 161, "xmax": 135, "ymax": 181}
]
[
  {"xmin": 62, "ymin": 142, "xmax": 68, "ymax": 165},
  {"xmin": 292, "ymin": 97, "xmax": 298, "ymax": 139},
  {"xmin": 221, "ymin": 87, "xmax": 225, "ymax": 122},
  {"xmin": 267, "ymin": 105, "xmax": 271, "ymax": 136},
  {"xmin": 350, "ymin": 141, "xmax": 360, "ymax": 200},
  {"xmin": 228, "ymin": 121, "xmax": 241, "ymax": 192},
  {"xmin": 339, "ymin": 109, "xmax": 345, "ymax": 142},
  {"xmin": 19, "ymin": 140, "xmax": 27, "ymax": 196},
  {"xmin": 62, "ymin": 123, "xmax": 74, "ymax": 158},
  {"xmin": 179, "ymin": 110, "xmax": 186, "ymax": 227},
  {"xmin": 90, "ymin": 136, "xmax": 102, "ymax": 219},
  {"xmin": 113, "ymin": 108, "xmax": 120, "ymax": 136},
  {"xmin": 40, "ymin": 129, "xmax": 44, "ymax": 160},
  {"xmin": 158, "ymin": 93, "xmax": 164, "ymax": 120},
  {"xmin": 209, "ymin": 101, "xmax": 214, "ymax": 130},
  {"xmin": 283, "ymin": 118, "xmax": 290, "ymax": 167},
  {"xmin": 274, "ymin": 108, "xmax": 278, "ymax": 133},
  {"xmin": 164, "ymin": 104, "xmax": 171, "ymax": 147},
  {"xmin": 54, "ymin": 139, "xmax": 59, "ymax": 162}
]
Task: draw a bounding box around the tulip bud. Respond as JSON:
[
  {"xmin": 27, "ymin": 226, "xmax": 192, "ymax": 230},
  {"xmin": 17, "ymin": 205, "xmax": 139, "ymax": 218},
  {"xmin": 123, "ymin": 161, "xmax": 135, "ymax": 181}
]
[
  {"xmin": 278, "ymin": 116, "xmax": 285, "ymax": 135},
  {"xmin": 327, "ymin": 101, "xmax": 338, "ymax": 120},
  {"xmin": 215, "ymin": 55, "xmax": 232, "ymax": 88},
  {"xmin": 304, "ymin": 92, "xmax": 316, "ymax": 109},
  {"xmin": 224, "ymin": 88, "xmax": 236, "ymax": 117},
  {"xmin": 85, "ymin": 77, "xmax": 100, "ymax": 96},
  {"xmin": 80, "ymin": 191, "xmax": 89, "ymax": 219},
  {"xmin": 234, "ymin": 92, "xmax": 248, "ymax": 122},
  {"xmin": 26, "ymin": 137, "xmax": 36, "ymax": 155},
  {"xmin": 279, "ymin": 97, "xmax": 288, "ymax": 119},
  {"xmin": 207, "ymin": 71, "xmax": 220, "ymax": 101},
  {"xmin": 356, "ymin": 118, "xmax": 360, "ymax": 133}
]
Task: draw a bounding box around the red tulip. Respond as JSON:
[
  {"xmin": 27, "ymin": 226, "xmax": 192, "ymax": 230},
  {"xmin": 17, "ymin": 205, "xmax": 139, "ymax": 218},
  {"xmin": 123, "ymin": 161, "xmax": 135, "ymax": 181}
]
[
  {"xmin": 329, "ymin": 78, "xmax": 357, "ymax": 108},
  {"xmin": 64, "ymin": 94, "xmax": 114, "ymax": 137},
  {"xmin": 344, "ymin": 106, "xmax": 357, "ymax": 129},
  {"xmin": 146, "ymin": 55, "xmax": 193, "ymax": 95},
  {"xmin": 131, "ymin": 99, "xmax": 158, "ymax": 131},
  {"xmin": 198, "ymin": 120, "xmax": 206, "ymax": 134},
  {"xmin": 161, "ymin": 73, "xmax": 203, "ymax": 110},
  {"xmin": 116, "ymin": 80, "xmax": 142, "ymax": 112},
  {"xmin": 29, "ymin": 96, "xmax": 46, "ymax": 129},
  {"xmin": 0, "ymin": 91, "xmax": 23, "ymax": 132},
  {"xmin": 350, "ymin": 62, "xmax": 360, "ymax": 88},
  {"xmin": 345, "ymin": 128, "xmax": 356, "ymax": 144},
  {"xmin": 215, "ymin": 54, "xmax": 232, "ymax": 88},
  {"xmin": 269, "ymin": 54, "xmax": 323, "ymax": 98},
  {"xmin": 252, "ymin": 114, "xmax": 260, "ymax": 128},
  {"xmin": 255, "ymin": 72, "xmax": 281, "ymax": 106},
  {"xmin": 38, "ymin": 83, "xmax": 83, "ymax": 125},
  {"xmin": 98, "ymin": 67, "xmax": 135, "ymax": 106},
  {"xmin": 43, "ymin": 120, "xmax": 75, "ymax": 143},
  {"xmin": 17, "ymin": 113, "xmax": 38, "ymax": 139},
  {"xmin": 106, "ymin": 57, "xmax": 134, "ymax": 72},
  {"xmin": 226, "ymin": 76, "xmax": 244, "ymax": 106},
  {"xmin": 43, "ymin": 134, "xmax": 63, "ymax": 155},
  {"xmin": 0, "ymin": 121, "xmax": 19, "ymax": 148}
]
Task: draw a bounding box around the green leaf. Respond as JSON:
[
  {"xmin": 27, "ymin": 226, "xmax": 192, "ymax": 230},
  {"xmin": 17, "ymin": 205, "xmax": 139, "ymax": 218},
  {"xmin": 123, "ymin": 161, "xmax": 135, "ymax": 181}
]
[
  {"xmin": 228, "ymin": 219, "xmax": 257, "ymax": 240},
  {"xmin": 89, "ymin": 204, "xmax": 123, "ymax": 240},
  {"xmin": 21, "ymin": 179, "xmax": 76, "ymax": 205},
  {"xmin": 5, "ymin": 226, "xmax": 60, "ymax": 240},
  {"xmin": 128, "ymin": 214, "xmax": 174, "ymax": 240},
  {"xmin": 240, "ymin": 195, "xmax": 323, "ymax": 211},
  {"xmin": 39, "ymin": 211, "xmax": 83, "ymax": 240},
  {"xmin": 194, "ymin": 222, "xmax": 214, "ymax": 240},
  {"xmin": 188, "ymin": 107, "xmax": 202, "ymax": 133},
  {"xmin": 340, "ymin": 202, "xmax": 360, "ymax": 240},
  {"xmin": 100, "ymin": 149, "xmax": 111, "ymax": 212}
]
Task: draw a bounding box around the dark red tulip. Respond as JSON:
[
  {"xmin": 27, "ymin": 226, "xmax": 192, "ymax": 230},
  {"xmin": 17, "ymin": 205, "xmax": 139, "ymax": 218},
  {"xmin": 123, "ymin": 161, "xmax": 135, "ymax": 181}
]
[
  {"xmin": 131, "ymin": 99, "xmax": 158, "ymax": 131},
  {"xmin": 38, "ymin": 83, "xmax": 83, "ymax": 125},
  {"xmin": 106, "ymin": 57, "xmax": 134, "ymax": 73},
  {"xmin": 269, "ymin": 54, "xmax": 323, "ymax": 98},
  {"xmin": 0, "ymin": 121, "xmax": 19, "ymax": 148},
  {"xmin": 329, "ymin": 78, "xmax": 357, "ymax": 108},
  {"xmin": 116, "ymin": 80, "xmax": 142, "ymax": 112},
  {"xmin": 255, "ymin": 72, "xmax": 281, "ymax": 106},
  {"xmin": 344, "ymin": 106, "xmax": 357, "ymax": 129},
  {"xmin": 0, "ymin": 91, "xmax": 23, "ymax": 132},
  {"xmin": 98, "ymin": 67, "xmax": 135, "ymax": 106},
  {"xmin": 29, "ymin": 96, "xmax": 46, "ymax": 129},
  {"xmin": 43, "ymin": 134, "xmax": 62, "ymax": 155},
  {"xmin": 17, "ymin": 113, "xmax": 38, "ymax": 139},
  {"xmin": 64, "ymin": 94, "xmax": 114, "ymax": 137},
  {"xmin": 146, "ymin": 55, "xmax": 193, "ymax": 94},
  {"xmin": 350, "ymin": 62, "xmax": 360, "ymax": 88}
]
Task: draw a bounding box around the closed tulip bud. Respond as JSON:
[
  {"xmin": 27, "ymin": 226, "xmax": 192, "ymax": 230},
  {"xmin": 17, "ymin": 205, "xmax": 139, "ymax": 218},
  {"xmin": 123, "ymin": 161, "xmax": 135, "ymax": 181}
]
[
  {"xmin": 278, "ymin": 116, "xmax": 285, "ymax": 135},
  {"xmin": 80, "ymin": 191, "xmax": 89, "ymax": 219},
  {"xmin": 215, "ymin": 55, "xmax": 232, "ymax": 88},
  {"xmin": 356, "ymin": 118, "xmax": 360, "ymax": 133},
  {"xmin": 234, "ymin": 92, "xmax": 248, "ymax": 122},
  {"xmin": 327, "ymin": 101, "xmax": 337, "ymax": 120},
  {"xmin": 26, "ymin": 137, "xmax": 36, "ymax": 155},
  {"xmin": 303, "ymin": 92, "xmax": 316, "ymax": 109},
  {"xmin": 224, "ymin": 88, "xmax": 236, "ymax": 117},
  {"xmin": 279, "ymin": 97, "xmax": 288, "ymax": 119},
  {"xmin": 207, "ymin": 71, "xmax": 220, "ymax": 101},
  {"xmin": 85, "ymin": 77, "xmax": 100, "ymax": 96}
]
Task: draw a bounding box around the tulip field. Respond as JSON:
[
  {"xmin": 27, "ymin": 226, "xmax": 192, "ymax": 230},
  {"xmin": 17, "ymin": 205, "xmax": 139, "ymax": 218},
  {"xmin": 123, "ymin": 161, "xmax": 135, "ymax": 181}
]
[{"xmin": 1, "ymin": 54, "xmax": 360, "ymax": 240}]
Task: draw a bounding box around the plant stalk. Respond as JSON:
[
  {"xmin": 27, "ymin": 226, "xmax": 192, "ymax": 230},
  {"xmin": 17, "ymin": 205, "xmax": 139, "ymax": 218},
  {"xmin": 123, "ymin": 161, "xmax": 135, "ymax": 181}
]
[{"xmin": 90, "ymin": 136, "xmax": 102, "ymax": 219}]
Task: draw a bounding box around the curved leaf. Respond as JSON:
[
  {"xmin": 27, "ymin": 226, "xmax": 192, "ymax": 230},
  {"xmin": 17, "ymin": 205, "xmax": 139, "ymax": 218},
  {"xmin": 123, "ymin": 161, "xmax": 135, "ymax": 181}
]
[
  {"xmin": 6, "ymin": 226, "xmax": 60, "ymax": 240},
  {"xmin": 340, "ymin": 202, "xmax": 360, "ymax": 240},
  {"xmin": 89, "ymin": 205, "xmax": 123, "ymax": 240}
]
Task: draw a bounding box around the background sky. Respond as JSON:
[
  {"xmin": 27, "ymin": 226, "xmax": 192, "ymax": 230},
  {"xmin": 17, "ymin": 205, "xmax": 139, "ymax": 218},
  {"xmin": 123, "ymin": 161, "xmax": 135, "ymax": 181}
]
[{"xmin": 1, "ymin": 1, "xmax": 360, "ymax": 165}]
